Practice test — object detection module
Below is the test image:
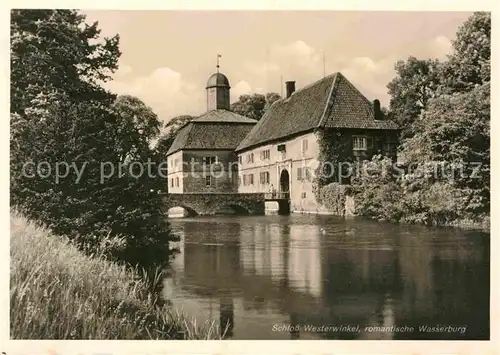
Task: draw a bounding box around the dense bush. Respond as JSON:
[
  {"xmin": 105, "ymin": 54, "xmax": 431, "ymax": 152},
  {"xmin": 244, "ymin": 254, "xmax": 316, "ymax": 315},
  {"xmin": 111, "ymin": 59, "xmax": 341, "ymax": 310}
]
[
  {"xmin": 351, "ymin": 12, "xmax": 490, "ymax": 229},
  {"xmin": 351, "ymin": 156, "xmax": 404, "ymax": 222},
  {"xmin": 318, "ymin": 183, "xmax": 350, "ymax": 216}
]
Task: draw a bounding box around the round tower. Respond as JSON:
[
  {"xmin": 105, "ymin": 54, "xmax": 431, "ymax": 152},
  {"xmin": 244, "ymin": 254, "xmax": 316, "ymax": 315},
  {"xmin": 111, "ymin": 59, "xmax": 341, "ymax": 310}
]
[{"xmin": 206, "ymin": 72, "xmax": 230, "ymax": 111}]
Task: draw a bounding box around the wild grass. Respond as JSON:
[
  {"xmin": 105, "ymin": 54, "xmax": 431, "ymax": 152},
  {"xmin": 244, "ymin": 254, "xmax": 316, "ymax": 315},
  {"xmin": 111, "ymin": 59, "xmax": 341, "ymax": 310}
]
[{"xmin": 10, "ymin": 212, "xmax": 223, "ymax": 339}]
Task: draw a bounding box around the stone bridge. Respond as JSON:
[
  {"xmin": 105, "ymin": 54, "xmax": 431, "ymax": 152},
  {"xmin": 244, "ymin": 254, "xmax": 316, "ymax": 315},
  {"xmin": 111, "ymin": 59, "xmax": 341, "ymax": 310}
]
[{"xmin": 163, "ymin": 193, "xmax": 266, "ymax": 216}]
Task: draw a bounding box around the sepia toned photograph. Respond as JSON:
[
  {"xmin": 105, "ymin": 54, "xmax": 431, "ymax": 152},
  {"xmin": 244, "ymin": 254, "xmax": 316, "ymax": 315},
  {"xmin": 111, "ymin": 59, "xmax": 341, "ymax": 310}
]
[{"xmin": 8, "ymin": 8, "xmax": 491, "ymax": 345}]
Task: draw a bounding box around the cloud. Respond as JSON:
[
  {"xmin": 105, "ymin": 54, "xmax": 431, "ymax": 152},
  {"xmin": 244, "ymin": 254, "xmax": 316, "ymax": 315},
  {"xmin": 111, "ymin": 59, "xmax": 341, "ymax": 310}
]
[
  {"xmin": 231, "ymin": 80, "xmax": 253, "ymax": 101},
  {"xmin": 271, "ymin": 40, "xmax": 322, "ymax": 68},
  {"xmin": 430, "ymin": 35, "xmax": 453, "ymax": 59},
  {"xmin": 243, "ymin": 40, "xmax": 395, "ymax": 105},
  {"xmin": 241, "ymin": 40, "xmax": 326, "ymax": 97},
  {"xmin": 240, "ymin": 35, "xmax": 456, "ymax": 107},
  {"xmin": 103, "ymin": 34, "xmax": 455, "ymax": 121},
  {"xmin": 339, "ymin": 56, "xmax": 397, "ymax": 106},
  {"xmin": 104, "ymin": 65, "xmax": 204, "ymax": 122},
  {"xmin": 113, "ymin": 63, "xmax": 133, "ymax": 78},
  {"xmin": 268, "ymin": 40, "xmax": 324, "ymax": 80}
]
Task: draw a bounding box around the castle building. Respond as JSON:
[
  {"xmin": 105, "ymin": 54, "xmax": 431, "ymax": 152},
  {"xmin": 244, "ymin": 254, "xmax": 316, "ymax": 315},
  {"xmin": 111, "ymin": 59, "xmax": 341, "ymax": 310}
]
[
  {"xmin": 166, "ymin": 68, "xmax": 399, "ymax": 214},
  {"xmin": 166, "ymin": 72, "xmax": 257, "ymax": 193},
  {"xmin": 235, "ymin": 72, "xmax": 399, "ymax": 213}
]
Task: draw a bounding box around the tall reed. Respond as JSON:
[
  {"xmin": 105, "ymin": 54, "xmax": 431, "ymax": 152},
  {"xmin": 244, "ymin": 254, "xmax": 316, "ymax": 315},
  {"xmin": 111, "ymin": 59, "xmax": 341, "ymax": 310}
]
[{"xmin": 10, "ymin": 212, "xmax": 222, "ymax": 339}]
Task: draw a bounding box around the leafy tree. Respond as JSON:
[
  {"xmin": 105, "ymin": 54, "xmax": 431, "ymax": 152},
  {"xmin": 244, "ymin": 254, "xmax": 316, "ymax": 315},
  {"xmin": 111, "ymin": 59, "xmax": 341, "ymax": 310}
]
[
  {"xmin": 355, "ymin": 12, "xmax": 490, "ymax": 227},
  {"xmin": 402, "ymin": 83, "xmax": 490, "ymax": 216},
  {"xmin": 10, "ymin": 10, "xmax": 176, "ymax": 266},
  {"xmin": 10, "ymin": 9, "xmax": 120, "ymax": 117},
  {"xmin": 230, "ymin": 92, "xmax": 281, "ymax": 120},
  {"xmin": 155, "ymin": 115, "xmax": 195, "ymax": 157},
  {"xmin": 112, "ymin": 95, "xmax": 162, "ymax": 162},
  {"xmin": 386, "ymin": 57, "xmax": 441, "ymax": 138},
  {"xmin": 264, "ymin": 92, "xmax": 281, "ymax": 111},
  {"xmin": 440, "ymin": 12, "xmax": 490, "ymax": 94}
]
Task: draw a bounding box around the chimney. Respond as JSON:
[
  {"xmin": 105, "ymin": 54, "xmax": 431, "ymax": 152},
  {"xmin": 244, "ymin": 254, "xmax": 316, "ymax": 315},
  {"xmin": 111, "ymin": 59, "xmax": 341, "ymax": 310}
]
[
  {"xmin": 285, "ymin": 81, "xmax": 296, "ymax": 98},
  {"xmin": 373, "ymin": 99, "xmax": 382, "ymax": 120}
]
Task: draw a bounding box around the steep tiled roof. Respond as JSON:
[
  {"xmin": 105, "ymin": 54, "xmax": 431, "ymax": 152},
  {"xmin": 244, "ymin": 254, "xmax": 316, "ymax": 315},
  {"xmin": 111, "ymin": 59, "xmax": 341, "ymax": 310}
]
[
  {"xmin": 236, "ymin": 72, "xmax": 399, "ymax": 152},
  {"xmin": 192, "ymin": 109, "xmax": 256, "ymax": 124},
  {"xmin": 166, "ymin": 110, "xmax": 256, "ymax": 155}
]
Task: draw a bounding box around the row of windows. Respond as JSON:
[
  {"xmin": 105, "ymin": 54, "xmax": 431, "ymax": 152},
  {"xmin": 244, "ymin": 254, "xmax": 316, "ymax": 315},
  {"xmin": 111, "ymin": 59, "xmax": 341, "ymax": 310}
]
[
  {"xmin": 172, "ymin": 156, "xmax": 219, "ymax": 167},
  {"xmin": 240, "ymin": 168, "xmax": 313, "ymax": 186},
  {"xmin": 352, "ymin": 136, "xmax": 397, "ymax": 152},
  {"xmin": 240, "ymin": 171, "xmax": 272, "ymax": 186},
  {"xmin": 170, "ymin": 176, "xmax": 218, "ymax": 188},
  {"xmin": 174, "ymin": 135, "xmax": 394, "ymax": 173}
]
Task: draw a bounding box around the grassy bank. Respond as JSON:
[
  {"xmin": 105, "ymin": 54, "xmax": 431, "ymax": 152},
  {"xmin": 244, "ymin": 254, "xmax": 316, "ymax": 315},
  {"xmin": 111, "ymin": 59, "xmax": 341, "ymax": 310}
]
[{"xmin": 10, "ymin": 212, "xmax": 222, "ymax": 339}]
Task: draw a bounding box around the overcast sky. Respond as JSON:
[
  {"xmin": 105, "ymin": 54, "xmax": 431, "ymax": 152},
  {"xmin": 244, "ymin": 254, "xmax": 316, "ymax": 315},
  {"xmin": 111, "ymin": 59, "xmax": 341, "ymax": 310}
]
[{"xmin": 82, "ymin": 10, "xmax": 472, "ymax": 122}]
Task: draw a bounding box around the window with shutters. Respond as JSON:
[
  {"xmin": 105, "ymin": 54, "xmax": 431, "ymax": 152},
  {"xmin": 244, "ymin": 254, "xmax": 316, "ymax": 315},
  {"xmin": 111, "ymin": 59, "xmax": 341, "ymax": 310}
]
[
  {"xmin": 297, "ymin": 167, "xmax": 303, "ymax": 181},
  {"xmin": 353, "ymin": 136, "xmax": 367, "ymax": 151},
  {"xmin": 297, "ymin": 167, "xmax": 312, "ymax": 181},
  {"xmin": 260, "ymin": 171, "xmax": 270, "ymax": 184},
  {"xmin": 301, "ymin": 139, "xmax": 308, "ymax": 153},
  {"xmin": 305, "ymin": 167, "xmax": 311, "ymax": 181}
]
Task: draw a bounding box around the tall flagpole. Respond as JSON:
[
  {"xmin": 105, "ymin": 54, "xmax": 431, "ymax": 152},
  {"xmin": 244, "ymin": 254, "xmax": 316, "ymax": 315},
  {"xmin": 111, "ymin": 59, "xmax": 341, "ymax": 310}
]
[
  {"xmin": 323, "ymin": 50, "xmax": 326, "ymax": 78},
  {"xmin": 217, "ymin": 54, "xmax": 221, "ymax": 73},
  {"xmin": 280, "ymin": 75, "xmax": 283, "ymax": 97}
]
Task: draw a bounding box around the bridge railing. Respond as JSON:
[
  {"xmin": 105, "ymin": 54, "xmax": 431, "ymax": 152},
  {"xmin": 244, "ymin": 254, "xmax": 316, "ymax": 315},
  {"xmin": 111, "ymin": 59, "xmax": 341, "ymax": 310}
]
[{"xmin": 264, "ymin": 192, "xmax": 290, "ymax": 200}]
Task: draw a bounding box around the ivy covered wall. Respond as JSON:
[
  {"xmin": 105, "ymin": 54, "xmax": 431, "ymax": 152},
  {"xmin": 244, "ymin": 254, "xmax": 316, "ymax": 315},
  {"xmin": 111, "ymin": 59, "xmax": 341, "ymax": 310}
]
[
  {"xmin": 313, "ymin": 128, "xmax": 398, "ymax": 214},
  {"xmin": 313, "ymin": 128, "xmax": 353, "ymax": 202}
]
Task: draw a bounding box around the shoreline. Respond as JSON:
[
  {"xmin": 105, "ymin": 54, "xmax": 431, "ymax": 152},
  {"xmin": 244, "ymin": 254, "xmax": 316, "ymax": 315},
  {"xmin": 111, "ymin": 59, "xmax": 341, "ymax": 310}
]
[
  {"xmin": 168, "ymin": 208, "xmax": 490, "ymax": 233},
  {"xmin": 10, "ymin": 212, "xmax": 222, "ymax": 340}
]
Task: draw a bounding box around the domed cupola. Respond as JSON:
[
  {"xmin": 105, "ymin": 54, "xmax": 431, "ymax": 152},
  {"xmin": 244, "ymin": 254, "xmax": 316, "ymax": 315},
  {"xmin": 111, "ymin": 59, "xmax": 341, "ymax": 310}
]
[
  {"xmin": 206, "ymin": 72, "xmax": 230, "ymax": 89},
  {"xmin": 206, "ymin": 55, "xmax": 230, "ymax": 111}
]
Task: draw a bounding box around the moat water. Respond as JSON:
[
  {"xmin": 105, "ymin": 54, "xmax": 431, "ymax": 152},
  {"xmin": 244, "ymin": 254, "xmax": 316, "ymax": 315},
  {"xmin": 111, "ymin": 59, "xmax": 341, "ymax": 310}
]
[{"xmin": 162, "ymin": 214, "xmax": 490, "ymax": 340}]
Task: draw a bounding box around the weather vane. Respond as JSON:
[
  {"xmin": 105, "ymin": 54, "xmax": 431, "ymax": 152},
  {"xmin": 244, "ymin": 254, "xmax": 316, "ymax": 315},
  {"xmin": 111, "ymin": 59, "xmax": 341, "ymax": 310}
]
[{"xmin": 216, "ymin": 54, "xmax": 222, "ymax": 73}]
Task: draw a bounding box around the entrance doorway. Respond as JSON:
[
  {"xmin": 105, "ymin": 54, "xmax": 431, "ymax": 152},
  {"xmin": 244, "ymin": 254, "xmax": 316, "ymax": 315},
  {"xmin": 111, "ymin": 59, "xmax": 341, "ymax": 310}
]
[{"xmin": 280, "ymin": 169, "xmax": 290, "ymax": 194}]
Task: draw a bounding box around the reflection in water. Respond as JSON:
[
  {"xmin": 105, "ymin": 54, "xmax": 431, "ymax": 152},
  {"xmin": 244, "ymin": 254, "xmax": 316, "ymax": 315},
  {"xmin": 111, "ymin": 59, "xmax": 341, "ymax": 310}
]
[
  {"xmin": 289, "ymin": 225, "xmax": 322, "ymax": 297},
  {"xmin": 164, "ymin": 215, "xmax": 489, "ymax": 340},
  {"xmin": 219, "ymin": 294, "xmax": 234, "ymax": 338}
]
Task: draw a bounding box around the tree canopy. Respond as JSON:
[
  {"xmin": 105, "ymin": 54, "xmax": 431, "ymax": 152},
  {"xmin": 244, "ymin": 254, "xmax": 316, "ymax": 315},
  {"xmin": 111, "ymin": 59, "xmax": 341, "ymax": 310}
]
[
  {"xmin": 230, "ymin": 92, "xmax": 281, "ymax": 120},
  {"xmin": 440, "ymin": 11, "xmax": 490, "ymax": 93},
  {"xmin": 155, "ymin": 115, "xmax": 195, "ymax": 157},
  {"xmin": 10, "ymin": 9, "xmax": 176, "ymax": 266},
  {"xmin": 355, "ymin": 12, "xmax": 490, "ymax": 227},
  {"xmin": 386, "ymin": 57, "xmax": 441, "ymax": 138}
]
